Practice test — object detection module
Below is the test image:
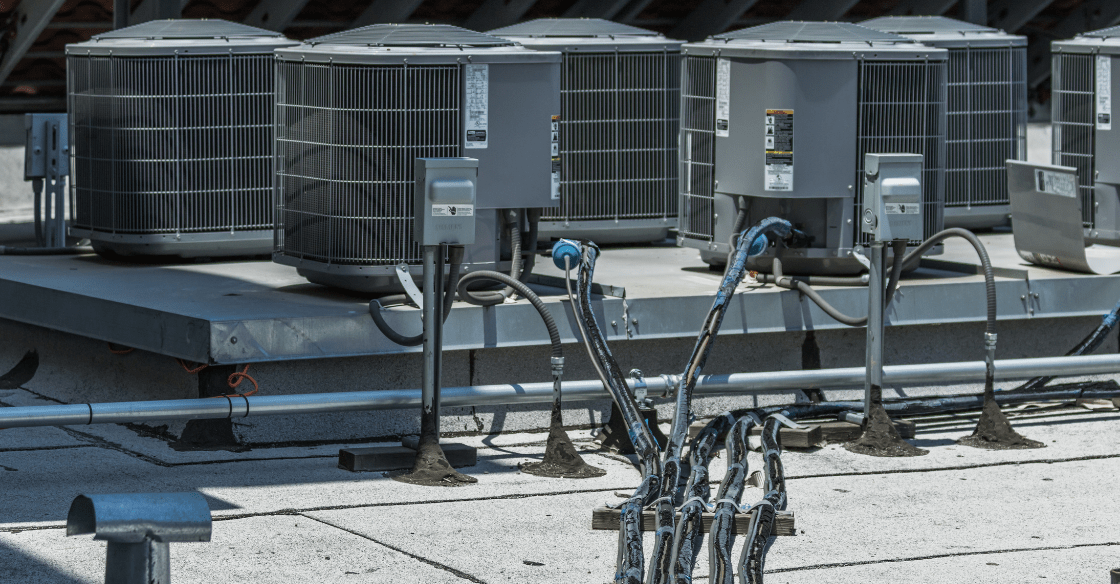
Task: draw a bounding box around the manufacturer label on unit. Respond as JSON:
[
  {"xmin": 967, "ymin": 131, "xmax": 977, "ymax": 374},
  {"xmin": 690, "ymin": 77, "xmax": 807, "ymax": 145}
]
[
  {"xmin": 550, "ymin": 115, "xmax": 560, "ymax": 156},
  {"xmin": 1097, "ymin": 56, "xmax": 1112, "ymax": 131},
  {"xmin": 764, "ymin": 109, "xmax": 793, "ymax": 191},
  {"xmin": 884, "ymin": 203, "xmax": 920, "ymax": 215},
  {"xmin": 551, "ymin": 157, "xmax": 561, "ymax": 200},
  {"xmin": 465, "ymin": 64, "xmax": 489, "ymax": 148},
  {"xmin": 432, "ymin": 204, "xmax": 474, "ymax": 217},
  {"xmin": 715, "ymin": 59, "xmax": 731, "ymax": 137},
  {"xmin": 1035, "ymin": 169, "xmax": 1077, "ymax": 198}
]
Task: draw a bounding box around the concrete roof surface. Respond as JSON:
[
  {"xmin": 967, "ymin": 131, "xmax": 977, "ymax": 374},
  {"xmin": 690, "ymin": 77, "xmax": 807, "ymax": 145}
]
[{"xmin": 1, "ymin": 383, "xmax": 1118, "ymax": 583}]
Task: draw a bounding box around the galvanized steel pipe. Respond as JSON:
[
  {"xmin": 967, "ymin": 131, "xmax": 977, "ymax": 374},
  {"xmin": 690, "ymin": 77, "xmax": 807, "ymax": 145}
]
[{"xmin": 2, "ymin": 353, "xmax": 1120, "ymax": 429}]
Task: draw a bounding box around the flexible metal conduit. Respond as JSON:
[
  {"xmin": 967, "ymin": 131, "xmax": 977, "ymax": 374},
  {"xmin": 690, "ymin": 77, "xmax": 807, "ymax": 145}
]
[{"xmin": 2, "ymin": 353, "xmax": 1120, "ymax": 429}]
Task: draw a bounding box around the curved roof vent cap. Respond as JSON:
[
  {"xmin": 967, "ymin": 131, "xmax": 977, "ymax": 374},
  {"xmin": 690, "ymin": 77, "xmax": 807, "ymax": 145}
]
[
  {"xmin": 93, "ymin": 19, "xmax": 282, "ymax": 40},
  {"xmin": 307, "ymin": 23, "xmax": 515, "ymax": 48},
  {"xmin": 488, "ymin": 18, "xmax": 661, "ymax": 38},
  {"xmin": 861, "ymin": 15, "xmax": 998, "ymax": 35},
  {"xmin": 712, "ymin": 21, "xmax": 912, "ymax": 44}
]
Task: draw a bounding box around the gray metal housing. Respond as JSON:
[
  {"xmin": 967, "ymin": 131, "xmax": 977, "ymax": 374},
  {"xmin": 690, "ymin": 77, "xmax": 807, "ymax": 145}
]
[
  {"xmin": 678, "ymin": 22, "xmax": 948, "ymax": 274},
  {"xmin": 1051, "ymin": 26, "xmax": 1120, "ymax": 244},
  {"xmin": 862, "ymin": 16, "xmax": 1027, "ymax": 230},
  {"xmin": 66, "ymin": 19, "xmax": 298, "ymax": 258},
  {"xmin": 489, "ymin": 18, "xmax": 683, "ymax": 244},
  {"xmin": 272, "ymin": 25, "xmax": 561, "ymax": 292}
]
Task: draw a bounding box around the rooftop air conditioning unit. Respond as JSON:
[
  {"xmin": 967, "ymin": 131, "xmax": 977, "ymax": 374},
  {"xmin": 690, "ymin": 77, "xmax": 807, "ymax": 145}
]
[
  {"xmin": 272, "ymin": 25, "xmax": 560, "ymax": 292},
  {"xmin": 66, "ymin": 19, "xmax": 298, "ymax": 258},
  {"xmin": 862, "ymin": 16, "xmax": 1027, "ymax": 229},
  {"xmin": 488, "ymin": 18, "xmax": 682, "ymax": 244},
  {"xmin": 678, "ymin": 21, "xmax": 948, "ymax": 274},
  {"xmin": 1051, "ymin": 26, "xmax": 1120, "ymax": 244}
]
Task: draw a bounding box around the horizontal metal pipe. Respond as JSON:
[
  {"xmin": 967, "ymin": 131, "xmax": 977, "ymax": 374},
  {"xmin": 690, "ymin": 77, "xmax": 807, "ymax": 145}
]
[{"xmin": 1, "ymin": 353, "xmax": 1119, "ymax": 429}]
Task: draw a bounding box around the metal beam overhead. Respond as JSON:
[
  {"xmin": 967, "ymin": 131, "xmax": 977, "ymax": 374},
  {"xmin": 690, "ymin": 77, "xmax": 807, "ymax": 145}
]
[
  {"xmin": 114, "ymin": 0, "xmax": 129, "ymax": 29},
  {"xmin": 352, "ymin": 0, "xmax": 426, "ymax": 27},
  {"xmin": 988, "ymin": 0, "xmax": 1053, "ymax": 33},
  {"xmin": 130, "ymin": 0, "xmax": 189, "ymax": 26},
  {"xmin": 671, "ymin": 0, "xmax": 759, "ymax": 41},
  {"xmin": 617, "ymin": 0, "xmax": 658, "ymax": 24},
  {"xmin": 463, "ymin": 0, "xmax": 540, "ymax": 31},
  {"xmin": 0, "ymin": 0, "xmax": 66, "ymax": 89},
  {"xmin": 889, "ymin": 0, "xmax": 957, "ymax": 16},
  {"xmin": 785, "ymin": 0, "xmax": 862, "ymax": 21},
  {"xmin": 958, "ymin": 0, "xmax": 987, "ymax": 25},
  {"xmin": 562, "ymin": 0, "xmax": 631, "ymax": 19},
  {"xmin": 1028, "ymin": 0, "xmax": 1120, "ymax": 88},
  {"xmin": 245, "ymin": 0, "xmax": 313, "ymax": 31}
]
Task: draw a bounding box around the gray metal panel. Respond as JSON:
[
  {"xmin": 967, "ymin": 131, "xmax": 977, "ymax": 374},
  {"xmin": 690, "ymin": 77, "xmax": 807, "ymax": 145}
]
[
  {"xmin": 1007, "ymin": 160, "xmax": 1120, "ymax": 273},
  {"xmin": 470, "ymin": 61, "xmax": 560, "ymax": 210},
  {"xmin": 3, "ymin": 237, "xmax": 1119, "ymax": 364},
  {"xmin": 1097, "ymin": 54, "xmax": 1120, "ymax": 185},
  {"xmin": 715, "ymin": 58, "xmax": 857, "ymax": 200}
]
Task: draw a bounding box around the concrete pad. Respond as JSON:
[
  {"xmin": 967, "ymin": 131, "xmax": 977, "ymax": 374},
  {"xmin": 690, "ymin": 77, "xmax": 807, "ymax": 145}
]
[
  {"xmin": 0, "ymin": 442, "xmax": 638, "ymax": 528},
  {"xmin": 766, "ymin": 542, "xmax": 1117, "ymax": 584},
  {"xmin": 306, "ymin": 491, "xmax": 633, "ymax": 584},
  {"xmin": 768, "ymin": 457, "xmax": 1120, "ymax": 569},
  {"xmin": 0, "ymin": 515, "xmax": 473, "ymax": 584}
]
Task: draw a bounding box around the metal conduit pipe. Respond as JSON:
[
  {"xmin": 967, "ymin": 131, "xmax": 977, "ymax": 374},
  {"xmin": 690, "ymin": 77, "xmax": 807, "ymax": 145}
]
[{"xmin": 3, "ymin": 353, "xmax": 1120, "ymax": 429}]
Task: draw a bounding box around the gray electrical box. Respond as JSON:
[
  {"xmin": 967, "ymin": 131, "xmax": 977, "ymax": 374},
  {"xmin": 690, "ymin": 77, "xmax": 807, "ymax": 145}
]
[
  {"xmin": 861, "ymin": 153, "xmax": 924, "ymax": 243},
  {"xmin": 414, "ymin": 158, "xmax": 478, "ymax": 247}
]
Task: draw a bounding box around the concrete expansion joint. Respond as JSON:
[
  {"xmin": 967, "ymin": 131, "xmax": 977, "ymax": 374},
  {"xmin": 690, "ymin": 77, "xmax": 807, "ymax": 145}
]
[
  {"xmin": 767, "ymin": 541, "xmax": 1120, "ymax": 575},
  {"xmin": 300, "ymin": 514, "xmax": 489, "ymax": 584}
]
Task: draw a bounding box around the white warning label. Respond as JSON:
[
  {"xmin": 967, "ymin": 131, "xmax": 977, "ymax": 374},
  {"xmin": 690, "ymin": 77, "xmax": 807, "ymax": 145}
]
[
  {"xmin": 432, "ymin": 204, "xmax": 474, "ymax": 217},
  {"xmin": 551, "ymin": 115, "xmax": 561, "ymax": 200},
  {"xmin": 1035, "ymin": 169, "xmax": 1077, "ymax": 198},
  {"xmin": 551, "ymin": 157, "xmax": 561, "ymax": 200},
  {"xmin": 885, "ymin": 203, "xmax": 920, "ymax": 215},
  {"xmin": 1097, "ymin": 56, "xmax": 1112, "ymax": 131},
  {"xmin": 715, "ymin": 59, "xmax": 731, "ymax": 137},
  {"xmin": 465, "ymin": 64, "xmax": 489, "ymax": 149},
  {"xmin": 764, "ymin": 109, "xmax": 793, "ymax": 192}
]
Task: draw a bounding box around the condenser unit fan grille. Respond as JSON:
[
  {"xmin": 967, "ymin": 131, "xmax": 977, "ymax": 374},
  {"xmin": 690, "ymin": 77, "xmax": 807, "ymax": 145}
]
[
  {"xmin": 544, "ymin": 51, "xmax": 680, "ymax": 223},
  {"xmin": 944, "ymin": 46, "xmax": 1027, "ymax": 209},
  {"xmin": 274, "ymin": 62, "xmax": 462, "ymax": 266},
  {"xmin": 69, "ymin": 53, "xmax": 275, "ymax": 234},
  {"xmin": 856, "ymin": 59, "xmax": 947, "ymax": 246},
  {"xmin": 1051, "ymin": 52, "xmax": 1096, "ymax": 228},
  {"xmin": 677, "ymin": 54, "xmax": 716, "ymax": 244}
]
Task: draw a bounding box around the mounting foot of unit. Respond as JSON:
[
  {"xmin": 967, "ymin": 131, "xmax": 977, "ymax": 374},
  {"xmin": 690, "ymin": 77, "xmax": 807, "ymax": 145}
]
[{"xmin": 338, "ymin": 439, "xmax": 477, "ymax": 472}]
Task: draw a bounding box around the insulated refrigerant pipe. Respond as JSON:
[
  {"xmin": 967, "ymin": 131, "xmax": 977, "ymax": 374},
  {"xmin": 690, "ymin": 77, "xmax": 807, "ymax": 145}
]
[{"xmin": 3, "ymin": 353, "xmax": 1120, "ymax": 429}]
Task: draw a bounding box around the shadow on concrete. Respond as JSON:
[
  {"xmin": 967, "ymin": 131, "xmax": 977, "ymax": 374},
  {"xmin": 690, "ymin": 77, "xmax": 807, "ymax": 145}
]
[{"xmin": 0, "ymin": 538, "xmax": 91, "ymax": 584}]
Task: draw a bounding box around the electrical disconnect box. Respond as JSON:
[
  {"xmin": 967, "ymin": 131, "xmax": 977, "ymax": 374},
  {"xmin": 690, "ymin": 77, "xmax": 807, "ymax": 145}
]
[
  {"xmin": 862, "ymin": 153, "xmax": 924, "ymax": 243},
  {"xmin": 413, "ymin": 158, "xmax": 479, "ymax": 247}
]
